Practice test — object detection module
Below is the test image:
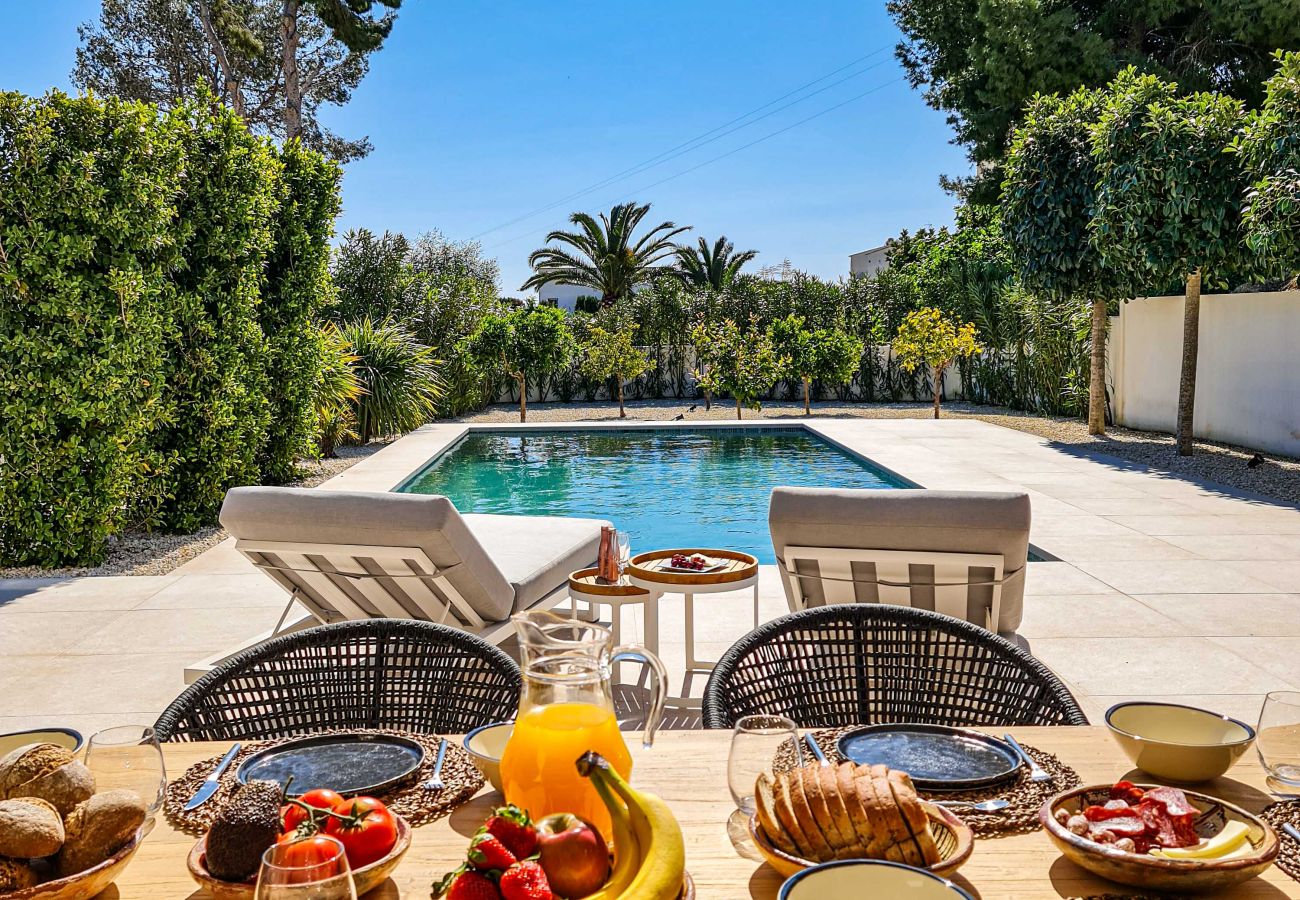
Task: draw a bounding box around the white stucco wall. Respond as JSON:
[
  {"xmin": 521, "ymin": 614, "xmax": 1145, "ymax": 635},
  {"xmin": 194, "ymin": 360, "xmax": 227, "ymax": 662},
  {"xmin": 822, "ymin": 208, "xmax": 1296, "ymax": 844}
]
[
  {"xmin": 1109, "ymin": 291, "xmax": 1300, "ymax": 457},
  {"xmin": 536, "ymin": 282, "xmax": 599, "ymax": 312}
]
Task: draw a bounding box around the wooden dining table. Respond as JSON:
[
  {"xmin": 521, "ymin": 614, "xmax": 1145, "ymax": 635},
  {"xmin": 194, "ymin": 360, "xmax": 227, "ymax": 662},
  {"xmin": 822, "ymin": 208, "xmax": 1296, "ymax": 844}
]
[{"xmin": 121, "ymin": 727, "xmax": 1296, "ymax": 898}]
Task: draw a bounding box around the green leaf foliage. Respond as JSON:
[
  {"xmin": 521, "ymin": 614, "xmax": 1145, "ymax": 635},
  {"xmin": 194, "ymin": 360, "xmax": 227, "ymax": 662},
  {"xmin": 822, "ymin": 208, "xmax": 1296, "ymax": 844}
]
[
  {"xmin": 338, "ymin": 318, "xmax": 442, "ymax": 442},
  {"xmin": 579, "ymin": 325, "xmax": 650, "ymax": 385},
  {"xmin": 0, "ymin": 90, "xmax": 185, "ymax": 566},
  {"xmin": 469, "ymin": 304, "xmax": 575, "ymax": 385},
  {"xmin": 1089, "ymin": 68, "xmax": 1247, "ymax": 292},
  {"xmin": 1235, "ymin": 51, "xmax": 1300, "ymax": 277},
  {"xmin": 258, "ymin": 140, "xmax": 342, "ymax": 482},
  {"xmin": 692, "ymin": 316, "xmax": 788, "ymax": 416}
]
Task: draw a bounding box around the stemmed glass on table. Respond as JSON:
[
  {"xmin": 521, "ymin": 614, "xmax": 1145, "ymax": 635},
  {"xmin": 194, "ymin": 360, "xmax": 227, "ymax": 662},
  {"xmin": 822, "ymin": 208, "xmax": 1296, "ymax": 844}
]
[
  {"xmin": 255, "ymin": 835, "xmax": 357, "ymax": 900},
  {"xmin": 1258, "ymin": 690, "xmax": 1300, "ymax": 792},
  {"xmin": 726, "ymin": 714, "xmax": 800, "ymax": 857},
  {"xmin": 83, "ymin": 725, "xmax": 167, "ymax": 816}
]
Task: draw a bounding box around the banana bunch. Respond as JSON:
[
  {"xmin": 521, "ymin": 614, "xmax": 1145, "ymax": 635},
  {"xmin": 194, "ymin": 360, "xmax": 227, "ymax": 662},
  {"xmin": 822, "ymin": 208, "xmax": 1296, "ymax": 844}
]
[{"xmin": 577, "ymin": 752, "xmax": 685, "ymax": 900}]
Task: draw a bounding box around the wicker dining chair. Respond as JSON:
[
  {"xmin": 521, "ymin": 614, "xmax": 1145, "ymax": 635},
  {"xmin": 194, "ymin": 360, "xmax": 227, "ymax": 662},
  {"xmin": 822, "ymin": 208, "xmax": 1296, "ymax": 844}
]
[
  {"xmin": 154, "ymin": 619, "xmax": 520, "ymax": 741},
  {"xmin": 701, "ymin": 605, "xmax": 1087, "ymax": 730}
]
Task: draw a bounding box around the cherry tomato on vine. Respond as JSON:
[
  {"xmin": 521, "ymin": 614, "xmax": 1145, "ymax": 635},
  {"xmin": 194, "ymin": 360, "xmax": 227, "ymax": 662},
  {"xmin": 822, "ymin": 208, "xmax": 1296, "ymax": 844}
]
[
  {"xmin": 325, "ymin": 796, "xmax": 398, "ymax": 868},
  {"xmin": 281, "ymin": 788, "xmax": 346, "ymax": 833}
]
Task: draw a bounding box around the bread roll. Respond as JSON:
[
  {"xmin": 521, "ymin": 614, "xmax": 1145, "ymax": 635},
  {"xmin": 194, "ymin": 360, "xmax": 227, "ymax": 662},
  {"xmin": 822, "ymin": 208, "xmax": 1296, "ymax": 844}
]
[
  {"xmin": 8, "ymin": 760, "xmax": 95, "ymax": 817},
  {"xmin": 57, "ymin": 789, "xmax": 147, "ymax": 877},
  {"xmin": 0, "ymin": 857, "xmax": 38, "ymax": 892},
  {"xmin": 0, "ymin": 796, "xmax": 65, "ymax": 858},
  {"xmin": 0, "ymin": 744, "xmax": 74, "ymax": 797}
]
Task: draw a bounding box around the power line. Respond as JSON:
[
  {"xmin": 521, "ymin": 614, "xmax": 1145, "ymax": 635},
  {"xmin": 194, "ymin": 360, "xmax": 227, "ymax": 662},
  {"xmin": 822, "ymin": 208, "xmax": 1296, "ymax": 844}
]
[
  {"xmin": 490, "ymin": 74, "xmax": 907, "ymax": 255},
  {"xmin": 468, "ymin": 43, "xmax": 896, "ymax": 242}
]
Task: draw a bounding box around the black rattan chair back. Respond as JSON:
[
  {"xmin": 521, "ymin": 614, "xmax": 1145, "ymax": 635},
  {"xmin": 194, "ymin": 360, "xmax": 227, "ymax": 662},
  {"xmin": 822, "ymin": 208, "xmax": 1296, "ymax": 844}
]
[
  {"xmin": 701, "ymin": 605, "xmax": 1087, "ymax": 729},
  {"xmin": 155, "ymin": 619, "xmax": 520, "ymax": 741}
]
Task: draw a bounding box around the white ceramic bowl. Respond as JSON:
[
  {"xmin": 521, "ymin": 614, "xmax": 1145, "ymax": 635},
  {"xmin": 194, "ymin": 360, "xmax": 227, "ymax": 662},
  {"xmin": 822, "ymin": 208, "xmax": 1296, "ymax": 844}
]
[
  {"xmin": 1105, "ymin": 701, "xmax": 1255, "ymax": 783},
  {"xmin": 0, "ymin": 727, "xmax": 84, "ymax": 756},
  {"xmin": 463, "ymin": 721, "xmax": 513, "ymax": 793},
  {"xmin": 779, "ymin": 861, "xmax": 973, "ymax": 899}
]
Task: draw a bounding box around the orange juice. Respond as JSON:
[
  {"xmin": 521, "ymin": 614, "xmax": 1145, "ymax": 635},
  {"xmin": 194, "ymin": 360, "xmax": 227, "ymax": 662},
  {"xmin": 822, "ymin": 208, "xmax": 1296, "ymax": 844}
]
[{"xmin": 500, "ymin": 701, "xmax": 632, "ymax": 835}]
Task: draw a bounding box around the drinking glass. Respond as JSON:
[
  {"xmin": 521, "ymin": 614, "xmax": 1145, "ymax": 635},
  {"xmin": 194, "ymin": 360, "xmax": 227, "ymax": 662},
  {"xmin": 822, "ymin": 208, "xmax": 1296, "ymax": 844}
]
[
  {"xmin": 616, "ymin": 530, "xmax": 631, "ymax": 576},
  {"xmin": 728, "ymin": 714, "xmax": 798, "ymax": 814},
  {"xmin": 254, "ymin": 835, "xmax": 356, "ymax": 900},
  {"xmin": 83, "ymin": 725, "xmax": 166, "ymax": 814},
  {"xmin": 1258, "ymin": 691, "xmax": 1300, "ymax": 789}
]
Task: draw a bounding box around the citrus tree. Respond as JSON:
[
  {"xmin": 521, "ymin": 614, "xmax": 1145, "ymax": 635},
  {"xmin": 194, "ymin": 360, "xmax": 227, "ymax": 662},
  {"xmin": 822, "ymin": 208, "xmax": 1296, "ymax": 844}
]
[
  {"xmin": 1236, "ymin": 51, "xmax": 1300, "ymax": 281},
  {"xmin": 1002, "ymin": 85, "xmax": 1122, "ymax": 435},
  {"xmin": 1090, "ymin": 68, "xmax": 1246, "ymax": 456},
  {"xmin": 469, "ymin": 304, "xmax": 574, "ymax": 422},
  {"xmin": 691, "ymin": 317, "xmax": 786, "ymax": 420},
  {"xmin": 891, "ymin": 307, "xmax": 981, "ymax": 419},
  {"xmin": 579, "ymin": 324, "xmax": 650, "ymax": 418},
  {"xmin": 768, "ymin": 314, "xmax": 863, "ymax": 415}
]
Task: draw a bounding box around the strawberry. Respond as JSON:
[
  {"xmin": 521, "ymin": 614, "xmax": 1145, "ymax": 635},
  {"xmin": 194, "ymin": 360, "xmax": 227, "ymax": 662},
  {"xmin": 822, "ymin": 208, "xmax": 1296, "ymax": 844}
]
[
  {"xmin": 467, "ymin": 831, "xmax": 518, "ymax": 871},
  {"xmin": 498, "ymin": 860, "xmax": 553, "ymax": 900},
  {"xmin": 437, "ymin": 868, "xmax": 501, "ymax": 900},
  {"xmin": 484, "ymin": 805, "xmax": 538, "ymax": 860}
]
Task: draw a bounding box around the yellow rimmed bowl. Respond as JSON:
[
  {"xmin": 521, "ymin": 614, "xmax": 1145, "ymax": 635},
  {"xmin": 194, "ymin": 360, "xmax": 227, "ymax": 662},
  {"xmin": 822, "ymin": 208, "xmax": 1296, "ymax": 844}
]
[
  {"xmin": 1105, "ymin": 701, "xmax": 1256, "ymax": 783},
  {"xmin": 462, "ymin": 721, "xmax": 513, "ymax": 793},
  {"xmin": 778, "ymin": 860, "xmax": 974, "ymax": 899}
]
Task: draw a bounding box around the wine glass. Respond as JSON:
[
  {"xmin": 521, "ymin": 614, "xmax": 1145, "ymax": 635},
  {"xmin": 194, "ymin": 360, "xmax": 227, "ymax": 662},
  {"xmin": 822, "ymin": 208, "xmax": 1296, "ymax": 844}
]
[
  {"xmin": 83, "ymin": 725, "xmax": 166, "ymax": 815},
  {"xmin": 1258, "ymin": 691, "xmax": 1300, "ymax": 791},
  {"xmin": 254, "ymin": 835, "xmax": 356, "ymax": 899},
  {"xmin": 728, "ymin": 714, "xmax": 798, "ymax": 814}
]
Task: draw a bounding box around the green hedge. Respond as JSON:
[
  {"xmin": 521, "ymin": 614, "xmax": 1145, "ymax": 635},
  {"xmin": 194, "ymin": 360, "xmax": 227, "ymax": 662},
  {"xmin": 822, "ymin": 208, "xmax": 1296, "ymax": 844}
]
[
  {"xmin": 0, "ymin": 91, "xmax": 341, "ymax": 566},
  {"xmin": 259, "ymin": 142, "xmax": 342, "ymax": 484},
  {"xmin": 0, "ymin": 91, "xmax": 185, "ymax": 566}
]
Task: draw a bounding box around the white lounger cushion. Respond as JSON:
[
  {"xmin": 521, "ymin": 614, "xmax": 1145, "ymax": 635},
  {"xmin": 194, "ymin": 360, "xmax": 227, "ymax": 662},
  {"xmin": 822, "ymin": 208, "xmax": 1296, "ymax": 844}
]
[{"xmin": 463, "ymin": 513, "xmax": 606, "ymax": 612}]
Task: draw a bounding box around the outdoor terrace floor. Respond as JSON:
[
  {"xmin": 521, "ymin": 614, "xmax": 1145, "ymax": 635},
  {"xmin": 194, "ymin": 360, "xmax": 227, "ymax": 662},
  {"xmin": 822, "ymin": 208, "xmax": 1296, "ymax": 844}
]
[{"xmin": 5, "ymin": 417, "xmax": 1299, "ymax": 735}]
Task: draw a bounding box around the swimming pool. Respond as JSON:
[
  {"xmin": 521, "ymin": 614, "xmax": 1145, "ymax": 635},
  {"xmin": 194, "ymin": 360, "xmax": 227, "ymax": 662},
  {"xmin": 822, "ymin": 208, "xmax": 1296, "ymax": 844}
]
[{"xmin": 397, "ymin": 427, "xmax": 911, "ymax": 564}]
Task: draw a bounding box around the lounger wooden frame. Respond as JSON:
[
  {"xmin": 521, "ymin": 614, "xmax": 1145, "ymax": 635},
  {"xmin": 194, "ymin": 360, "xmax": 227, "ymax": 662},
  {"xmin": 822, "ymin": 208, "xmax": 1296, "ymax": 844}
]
[{"xmin": 779, "ymin": 545, "xmax": 1008, "ymax": 632}]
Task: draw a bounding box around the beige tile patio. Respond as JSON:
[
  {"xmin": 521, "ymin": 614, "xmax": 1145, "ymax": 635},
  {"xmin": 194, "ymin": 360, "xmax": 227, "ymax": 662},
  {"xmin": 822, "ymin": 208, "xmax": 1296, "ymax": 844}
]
[
  {"xmin": 1022, "ymin": 562, "xmax": 1117, "ymax": 595},
  {"xmin": 1070, "ymin": 559, "xmax": 1282, "ymax": 594},
  {"xmin": 0, "ymin": 610, "xmax": 129, "ymax": 655},
  {"xmin": 0, "ymin": 652, "xmax": 197, "ymax": 719},
  {"xmin": 1158, "ymin": 534, "xmax": 1300, "ymax": 560},
  {"xmin": 1030, "ymin": 534, "xmax": 1196, "ymax": 562},
  {"xmin": 137, "ymin": 572, "xmax": 285, "ymax": 609},
  {"xmin": 1133, "ymin": 594, "xmax": 1300, "ymax": 637},
  {"xmin": 1206, "ymin": 637, "xmax": 1300, "ymax": 692},
  {"xmin": 1018, "ymin": 593, "xmax": 1187, "ymax": 639},
  {"xmin": 1063, "ymin": 497, "xmax": 1207, "ymax": 516},
  {"xmin": 64, "ymin": 607, "xmax": 284, "ymax": 655},
  {"xmin": 0, "ymin": 575, "xmax": 178, "ymax": 612},
  {"xmin": 1221, "ymin": 561, "xmax": 1300, "ymax": 593},
  {"xmin": 1106, "ymin": 514, "xmax": 1300, "ymax": 536},
  {"xmin": 1030, "ymin": 637, "xmax": 1296, "ymax": 696}
]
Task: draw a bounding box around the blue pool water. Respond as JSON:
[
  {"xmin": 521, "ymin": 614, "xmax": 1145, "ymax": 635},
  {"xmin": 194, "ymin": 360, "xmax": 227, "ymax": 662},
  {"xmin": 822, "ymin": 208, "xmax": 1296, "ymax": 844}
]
[{"xmin": 397, "ymin": 428, "xmax": 910, "ymax": 563}]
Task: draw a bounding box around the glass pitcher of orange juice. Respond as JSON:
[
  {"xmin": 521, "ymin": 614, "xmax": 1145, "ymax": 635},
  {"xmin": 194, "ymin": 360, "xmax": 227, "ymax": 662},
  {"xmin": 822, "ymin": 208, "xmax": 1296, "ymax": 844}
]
[{"xmin": 499, "ymin": 610, "xmax": 666, "ymax": 836}]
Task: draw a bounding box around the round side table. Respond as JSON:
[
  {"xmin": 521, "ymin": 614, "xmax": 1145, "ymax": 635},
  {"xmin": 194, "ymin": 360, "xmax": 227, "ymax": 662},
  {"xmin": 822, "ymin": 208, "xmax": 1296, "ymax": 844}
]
[
  {"xmin": 567, "ymin": 568, "xmax": 660, "ymax": 680},
  {"xmin": 626, "ymin": 548, "xmax": 760, "ymax": 708}
]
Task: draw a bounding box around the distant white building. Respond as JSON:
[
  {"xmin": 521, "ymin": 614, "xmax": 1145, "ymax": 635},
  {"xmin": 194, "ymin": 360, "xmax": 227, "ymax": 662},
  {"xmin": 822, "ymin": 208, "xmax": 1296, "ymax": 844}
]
[
  {"xmin": 536, "ymin": 282, "xmax": 600, "ymax": 312},
  {"xmin": 849, "ymin": 245, "xmax": 889, "ymax": 278}
]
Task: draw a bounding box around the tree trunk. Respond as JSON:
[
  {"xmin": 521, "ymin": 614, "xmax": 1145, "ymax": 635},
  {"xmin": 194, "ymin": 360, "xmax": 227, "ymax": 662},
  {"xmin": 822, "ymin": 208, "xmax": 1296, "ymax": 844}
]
[
  {"xmin": 1176, "ymin": 269, "xmax": 1202, "ymax": 456},
  {"xmin": 197, "ymin": 0, "xmax": 243, "ymax": 117},
  {"xmin": 735, "ymin": 398, "xmax": 743, "ymax": 420},
  {"xmin": 517, "ymin": 373, "xmax": 527, "ymax": 423},
  {"xmin": 281, "ymin": 0, "xmax": 302, "ymax": 142},
  {"xmin": 802, "ymin": 376, "xmax": 811, "ymax": 416},
  {"xmin": 617, "ymin": 381, "xmax": 625, "ymax": 418},
  {"xmin": 1088, "ymin": 297, "xmax": 1108, "ymax": 435},
  {"xmin": 932, "ymin": 364, "xmax": 943, "ymax": 419}
]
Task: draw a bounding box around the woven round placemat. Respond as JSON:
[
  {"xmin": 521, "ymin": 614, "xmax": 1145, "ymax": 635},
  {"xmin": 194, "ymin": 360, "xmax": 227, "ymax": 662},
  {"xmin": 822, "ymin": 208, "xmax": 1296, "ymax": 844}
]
[
  {"xmin": 163, "ymin": 728, "xmax": 484, "ymax": 834},
  {"xmin": 772, "ymin": 726, "xmax": 1081, "ymax": 837},
  {"xmin": 1260, "ymin": 799, "xmax": 1300, "ymax": 882}
]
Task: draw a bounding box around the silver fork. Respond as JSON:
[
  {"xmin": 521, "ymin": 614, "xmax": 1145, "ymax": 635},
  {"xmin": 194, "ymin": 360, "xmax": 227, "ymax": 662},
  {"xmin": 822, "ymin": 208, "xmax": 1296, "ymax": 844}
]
[
  {"xmin": 423, "ymin": 738, "xmax": 449, "ymax": 791},
  {"xmin": 1004, "ymin": 733, "xmax": 1052, "ymax": 783}
]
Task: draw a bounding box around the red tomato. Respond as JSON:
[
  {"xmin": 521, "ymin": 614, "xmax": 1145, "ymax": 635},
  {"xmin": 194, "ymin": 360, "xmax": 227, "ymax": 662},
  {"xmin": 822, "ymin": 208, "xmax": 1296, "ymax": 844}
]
[
  {"xmin": 325, "ymin": 796, "xmax": 398, "ymax": 869},
  {"xmin": 273, "ymin": 834, "xmax": 345, "ymax": 877},
  {"xmin": 281, "ymin": 788, "xmax": 346, "ymax": 833}
]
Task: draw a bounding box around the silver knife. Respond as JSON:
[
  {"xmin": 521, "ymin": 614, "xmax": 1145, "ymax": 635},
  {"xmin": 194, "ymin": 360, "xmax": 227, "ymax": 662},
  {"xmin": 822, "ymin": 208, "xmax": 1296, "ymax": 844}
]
[
  {"xmin": 1284, "ymin": 823, "xmax": 1300, "ymax": 845},
  {"xmin": 804, "ymin": 732, "xmax": 831, "ymax": 767},
  {"xmin": 184, "ymin": 743, "xmax": 241, "ymax": 811}
]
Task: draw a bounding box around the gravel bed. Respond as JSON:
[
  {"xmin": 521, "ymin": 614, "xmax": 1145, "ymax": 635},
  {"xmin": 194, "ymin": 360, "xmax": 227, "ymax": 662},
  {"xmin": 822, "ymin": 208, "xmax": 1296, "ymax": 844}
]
[
  {"xmin": 459, "ymin": 399, "xmax": 1300, "ymax": 505},
  {"xmin": 0, "ymin": 440, "xmax": 393, "ymax": 580}
]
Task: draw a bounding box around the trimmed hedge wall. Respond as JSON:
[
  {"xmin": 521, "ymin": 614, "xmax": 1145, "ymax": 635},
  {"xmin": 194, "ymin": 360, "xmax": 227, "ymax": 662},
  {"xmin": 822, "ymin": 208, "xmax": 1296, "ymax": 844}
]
[{"xmin": 0, "ymin": 90, "xmax": 341, "ymax": 566}]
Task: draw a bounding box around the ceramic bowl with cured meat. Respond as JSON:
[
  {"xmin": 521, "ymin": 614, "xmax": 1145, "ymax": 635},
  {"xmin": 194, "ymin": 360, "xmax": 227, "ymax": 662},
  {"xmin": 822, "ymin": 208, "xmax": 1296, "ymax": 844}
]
[{"xmin": 1041, "ymin": 783, "xmax": 1278, "ymax": 893}]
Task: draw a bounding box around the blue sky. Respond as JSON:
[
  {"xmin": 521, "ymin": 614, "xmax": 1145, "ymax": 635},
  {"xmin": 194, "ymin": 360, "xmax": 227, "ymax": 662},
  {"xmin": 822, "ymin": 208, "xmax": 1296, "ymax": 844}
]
[{"xmin": 1, "ymin": 1, "xmax": 969, "ymax": 294}]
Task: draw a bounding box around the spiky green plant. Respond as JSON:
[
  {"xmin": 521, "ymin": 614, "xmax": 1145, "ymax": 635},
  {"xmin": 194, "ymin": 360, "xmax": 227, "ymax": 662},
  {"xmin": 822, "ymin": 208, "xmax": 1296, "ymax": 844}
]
[
  {"xmin": 337, "ymin": 318, "xmax": 443, "ymax": 442},
  {"xmin": 313, "ymin": 323, "xmax": 365, "ymax": 457},
  {"xmin": 676, "ymin": 235, "xmax": 757, "ymax": 289}
]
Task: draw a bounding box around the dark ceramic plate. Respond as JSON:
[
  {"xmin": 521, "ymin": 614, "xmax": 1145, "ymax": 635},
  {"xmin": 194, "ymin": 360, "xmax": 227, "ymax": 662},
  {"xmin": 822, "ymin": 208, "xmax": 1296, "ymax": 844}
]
[
  {"xmin": 236, "ymin": 733, "xmax": 425, "ymax": 796},
  {"xmin": 835, "ymin": 724, "xmax": 1021, "ymax": 789}
]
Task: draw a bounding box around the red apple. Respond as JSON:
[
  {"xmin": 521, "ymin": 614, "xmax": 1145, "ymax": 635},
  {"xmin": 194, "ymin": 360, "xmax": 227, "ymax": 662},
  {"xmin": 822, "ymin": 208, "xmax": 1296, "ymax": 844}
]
[{"xmin": 534, "ymin": 813, "xmax": 611, "ymax": 899}]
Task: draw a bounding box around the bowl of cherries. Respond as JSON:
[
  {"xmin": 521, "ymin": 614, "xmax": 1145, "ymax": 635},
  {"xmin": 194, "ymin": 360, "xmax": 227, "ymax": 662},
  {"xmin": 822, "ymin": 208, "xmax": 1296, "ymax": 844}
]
[{"xmin": 668, "ymin": 553, "xmax": 717, "ymax": 572}]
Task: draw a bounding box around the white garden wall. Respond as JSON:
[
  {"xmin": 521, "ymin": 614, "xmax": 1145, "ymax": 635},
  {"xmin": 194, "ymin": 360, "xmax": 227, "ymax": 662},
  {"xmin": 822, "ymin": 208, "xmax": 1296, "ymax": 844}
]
[{"xmin": 1108, "ymin": 291, "xmax": 1300, "ymax": 457}]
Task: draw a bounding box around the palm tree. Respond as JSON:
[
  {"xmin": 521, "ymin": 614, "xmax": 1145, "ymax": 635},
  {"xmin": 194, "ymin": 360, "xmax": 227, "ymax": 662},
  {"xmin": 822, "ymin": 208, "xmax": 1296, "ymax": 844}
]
[
  {"xmin": 676, "ymin": 236, "xmax": 758, "ymax": 289},
  {"xmin": 521, "ymin": 202, "xmax": 690, "ymax": 304}
]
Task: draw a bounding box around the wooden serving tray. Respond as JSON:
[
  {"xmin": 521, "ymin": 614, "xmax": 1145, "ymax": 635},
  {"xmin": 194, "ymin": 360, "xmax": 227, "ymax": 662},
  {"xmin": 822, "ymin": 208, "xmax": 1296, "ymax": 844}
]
[
  {"xmin": 628, "ymin": 548, "xmax": 758, "ymax": 586},
  {"xmin": 568, "ymin": 567, "xmax": 652, "ymax": 597}
]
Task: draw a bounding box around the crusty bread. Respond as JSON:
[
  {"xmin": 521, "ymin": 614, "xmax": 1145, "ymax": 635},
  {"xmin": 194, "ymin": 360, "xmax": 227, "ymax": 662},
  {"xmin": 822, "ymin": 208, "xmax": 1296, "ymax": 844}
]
[
  {"xmin": 792, "ymin": 767, "xmax": 836, "ymax": 861},
  {"xmin": 755, "ymin": 772, "xmax": 799, "ymax": 856},
  {"xmin": 755, "ymin": 762, "xmax": 943, "ymax": 869},
  {"xmin": 772, "ymin": 767, "xmax": 817, "ymax": 859}
]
